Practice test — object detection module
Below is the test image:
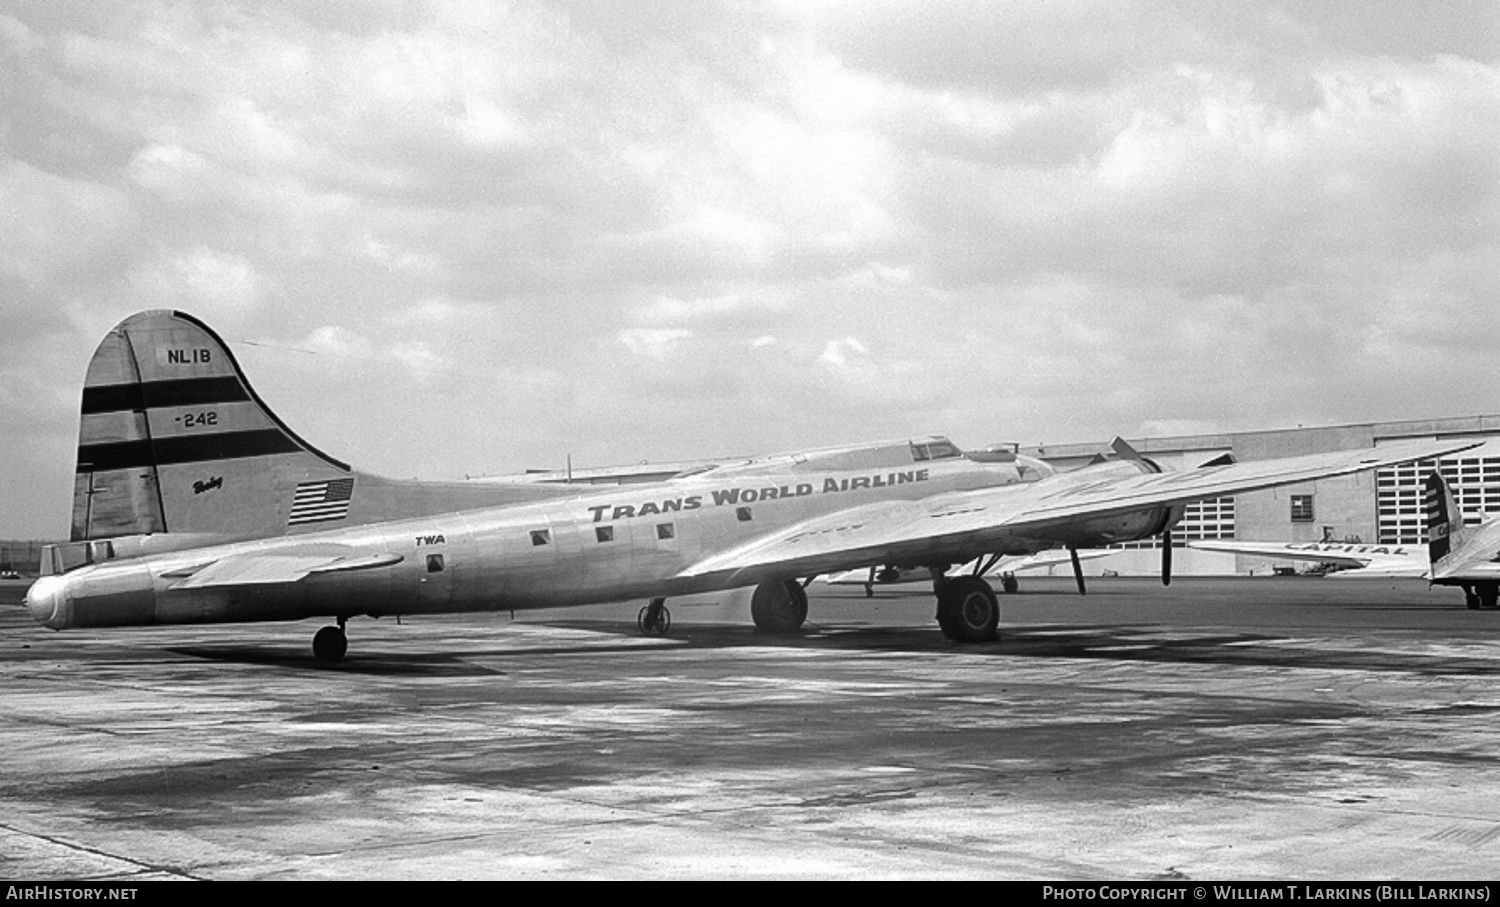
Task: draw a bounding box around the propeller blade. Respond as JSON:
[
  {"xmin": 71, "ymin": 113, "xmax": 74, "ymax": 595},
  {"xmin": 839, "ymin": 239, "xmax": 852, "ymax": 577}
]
[{"xmin": 1161, "ymin": 528, "xmax": 1173, "ymax": 586}]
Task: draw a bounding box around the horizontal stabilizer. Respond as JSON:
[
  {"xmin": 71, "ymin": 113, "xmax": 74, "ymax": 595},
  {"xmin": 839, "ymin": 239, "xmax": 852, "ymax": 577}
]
[
  {"xmin": 167, "ymin": 552, "xmax": 403, "ymax": 588},
  {"xmin": 1325, "ymin": 565, "xmax": 1430, "ymax": 579}
]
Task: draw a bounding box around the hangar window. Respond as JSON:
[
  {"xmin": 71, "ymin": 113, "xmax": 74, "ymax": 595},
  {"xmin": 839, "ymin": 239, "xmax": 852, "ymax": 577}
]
[
  {"xmin": 596, "ymin": 526, "xmax": 614, "ymax": 543},
  {"xmin": 656, "ymin": 523, "xmax": 675, "ymax": 540},
  {"xmin": 530, "ymin": 529, "xmax": 550, "ymax": 546},
  {"xmin": 1377, "ymin": 457, "xmax": 1500, "ymax": 544},
  {"xmin": 1290, "ymin": 495, "xmax": 1315, "ymax": 522}
]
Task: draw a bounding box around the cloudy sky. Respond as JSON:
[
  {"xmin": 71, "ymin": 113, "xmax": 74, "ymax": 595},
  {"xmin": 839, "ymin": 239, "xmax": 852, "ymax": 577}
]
[{"xmin": 3, "ymin": 1, "xmax": 1497, "ymax": 539}]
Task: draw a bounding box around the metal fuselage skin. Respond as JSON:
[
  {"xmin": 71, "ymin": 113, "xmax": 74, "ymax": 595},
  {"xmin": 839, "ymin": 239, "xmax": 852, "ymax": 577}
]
[
  {"xmin": 26, "ymin": 454, "xmax": 1161, "ymax": 631},
  {"xmin": 1431, "ymin": 520, "xmax": 1500, "ymax": 586}
]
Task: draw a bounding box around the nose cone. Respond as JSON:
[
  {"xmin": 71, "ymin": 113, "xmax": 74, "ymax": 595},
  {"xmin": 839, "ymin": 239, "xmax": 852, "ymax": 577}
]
[{"xmin": 24, "ymin": 575, "xmax": 68, "ymax": 629}]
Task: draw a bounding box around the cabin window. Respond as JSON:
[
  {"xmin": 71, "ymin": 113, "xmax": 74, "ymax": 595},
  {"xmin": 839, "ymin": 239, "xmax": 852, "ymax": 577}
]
[
  {"xmin": 1290, "ymin": 495, "xmax": 1315, "ymax": 522},
  {"xmin": 426, "ymin": 554, "xmax": 445, "ymax": 572},
  {"xmin": 736, "ymin": 507, "xmax": 753, "ymax": 522},
  {"xmin": 656, "ymin": 523, "xmax": 675, "ymax": 540},
  {"xmin": 596, "ymin": 526, "xmax": 614, "ymax": 543},
  {"xmin": 530, "ymin": 529, "xmax": 550, "ymax": 546}
]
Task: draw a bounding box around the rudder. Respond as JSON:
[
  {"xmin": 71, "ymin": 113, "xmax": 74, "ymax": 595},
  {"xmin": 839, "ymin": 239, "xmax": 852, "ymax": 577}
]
[{"xmin": 1424, "ymin": 470, "xmax": 1470, "ymax": 566}]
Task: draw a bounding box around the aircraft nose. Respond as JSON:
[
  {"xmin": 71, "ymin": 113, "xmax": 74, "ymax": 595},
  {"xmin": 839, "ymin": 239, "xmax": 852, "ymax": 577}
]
[{"xmin": 24, "ymin": 575, "xmax": 68, "ymax": 629}]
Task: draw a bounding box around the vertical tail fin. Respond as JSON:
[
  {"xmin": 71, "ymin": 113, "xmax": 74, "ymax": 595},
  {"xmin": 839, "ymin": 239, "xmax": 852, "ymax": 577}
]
[
  {"xmin": 74, "ymin": 310, "xmax": 350, "ymax": 541},
  {"xmin": 1424, "ymin": 470, "xmax": 1469, "ymax": 566},
  {"xmin": 74, "ymin": 310, "xmax": 585, "ymax": 545}
]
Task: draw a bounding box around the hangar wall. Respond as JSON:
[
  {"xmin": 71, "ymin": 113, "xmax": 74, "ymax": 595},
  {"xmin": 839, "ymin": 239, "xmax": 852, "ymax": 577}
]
[{"xmin": 1022, "ymin": 415, "xmax": 1500, "ymax": 577}]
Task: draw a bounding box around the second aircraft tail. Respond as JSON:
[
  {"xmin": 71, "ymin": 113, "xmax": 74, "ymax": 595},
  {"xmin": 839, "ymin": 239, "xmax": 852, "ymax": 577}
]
[{"xmin": 1424, "ymin": 470, "xmax": 1471, "ymax": 567}]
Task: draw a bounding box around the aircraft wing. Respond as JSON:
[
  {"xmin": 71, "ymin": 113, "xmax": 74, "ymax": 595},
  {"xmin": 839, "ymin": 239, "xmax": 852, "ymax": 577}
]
[
  {"xmin": 1189, "ymin": 540, "xmax": 1427, "ymax": 578},
  {"xmin": 1187, "ymin": 539, "xmax": 1422, "ymax": 569},
  {"xmin": 677, "ymin": 439, "xmax": 1475, "ymax": 584},
  {"xmin": 167, "ymin": 551, "xmax": 404, "ymax": 589},
  {"xmin": 1189, "ymin": 539, "xmax": 1374, "ymax": 567}
]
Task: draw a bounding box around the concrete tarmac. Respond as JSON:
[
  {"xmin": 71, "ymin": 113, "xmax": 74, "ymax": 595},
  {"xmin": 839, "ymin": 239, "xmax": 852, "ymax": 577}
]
[{"xmin": 2, "ymin": 575, "xmax": 1498, "ymax": 880}]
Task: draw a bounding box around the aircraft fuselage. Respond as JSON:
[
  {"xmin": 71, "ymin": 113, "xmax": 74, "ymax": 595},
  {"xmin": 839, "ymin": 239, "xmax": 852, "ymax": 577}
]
[{"xmin": 32, "ymin": 453, "xmax": 1146, "ymax": 631}]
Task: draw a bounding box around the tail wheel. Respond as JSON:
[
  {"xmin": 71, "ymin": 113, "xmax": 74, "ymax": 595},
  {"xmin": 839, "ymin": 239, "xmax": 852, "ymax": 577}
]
[
  {"xmin": 751, "ymin": 580, "xmax": 809, "ymax": 634},
  {"xmin": 937, "ymin": 576, "xmax": 999, "ymax": 642},
  {"xmin": 637, "ymin": 602, "xmax": 672, "ymax": 635}
]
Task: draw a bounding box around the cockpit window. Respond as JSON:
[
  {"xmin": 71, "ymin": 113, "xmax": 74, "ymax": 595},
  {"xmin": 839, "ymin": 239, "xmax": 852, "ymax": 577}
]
[{"xmin": 911, "ymin": 439, "xmax": 963, "ymax": 462}]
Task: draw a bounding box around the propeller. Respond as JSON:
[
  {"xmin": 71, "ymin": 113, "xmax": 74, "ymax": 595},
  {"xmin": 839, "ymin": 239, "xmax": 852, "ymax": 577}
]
[
  {"xmin": 1161, "ymin": 527, "xmax": 1173, "ymax": 586},
  {"xmin": 1069, "ymin": 546, "xmax": 1087, "ymax": 595}
]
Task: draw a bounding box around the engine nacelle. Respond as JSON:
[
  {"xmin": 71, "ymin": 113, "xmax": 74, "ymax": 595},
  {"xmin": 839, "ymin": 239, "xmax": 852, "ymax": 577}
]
[{"xmin": 1048, "ymin": 504, "xmax": 1186, "ymax": 549}]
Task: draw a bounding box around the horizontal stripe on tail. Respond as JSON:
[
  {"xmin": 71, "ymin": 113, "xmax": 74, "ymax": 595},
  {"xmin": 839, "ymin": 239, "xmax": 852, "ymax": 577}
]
[
  {"xmin": 77, "ymin": 429, "xmax": 304, "ymax": 473},
  {"xmin": 82, "ymin": 377, "xmax": 252, "ymax": 414}
]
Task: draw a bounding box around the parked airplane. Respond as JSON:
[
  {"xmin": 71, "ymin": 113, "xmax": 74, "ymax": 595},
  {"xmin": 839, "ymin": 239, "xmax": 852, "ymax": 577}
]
[
  {"xmin": 1187, "ymin": 539, "xmax": 1427, "ymax": 578},
  {"xmin": 826, "ymin": 549, "xmax": 1118, "ymax": 597},
  {"xmin": 1426, "ymin": 472, "xmax": 1500, "ymax": 609},
  {"xmin": 24, "ymin": 311, "xmax": 1481, "ymax": 660}
]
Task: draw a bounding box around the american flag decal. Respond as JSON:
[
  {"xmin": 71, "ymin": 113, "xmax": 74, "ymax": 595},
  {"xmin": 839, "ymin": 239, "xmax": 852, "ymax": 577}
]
[{"xmin": 288, "ymin": 477, "xmax": 355, "ymax": 525}]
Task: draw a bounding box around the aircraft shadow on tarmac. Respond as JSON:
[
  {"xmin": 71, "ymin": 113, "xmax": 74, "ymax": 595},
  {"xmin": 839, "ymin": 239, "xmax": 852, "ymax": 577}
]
[
  {"xmin": 161, "ymin": 645, "xmax": 513, "ymax": 677},
  {"xmin": 165, "ymin": 618, "xmax": 1500, "ymax": 679}
]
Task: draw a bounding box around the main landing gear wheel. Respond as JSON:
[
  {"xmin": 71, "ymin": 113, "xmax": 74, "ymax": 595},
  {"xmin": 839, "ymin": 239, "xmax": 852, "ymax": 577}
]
[
  {"xmin": 936, "ymin": 576, "xmax": 999, "ymax": 643},
  {"xmin": 638, "ymin": 598, "xmax": 672, "ymax": 635},
  {"xmin": 751, "ymin": 580, "xmax": 809, "ymax": 634},
  {"xmin": 313, "ymin": 624, "xmax": 348, "ymax": 663}
]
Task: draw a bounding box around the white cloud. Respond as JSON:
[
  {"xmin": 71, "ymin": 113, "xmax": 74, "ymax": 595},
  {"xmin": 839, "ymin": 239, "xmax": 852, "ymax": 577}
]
[
  {"xmin": 177, "ymin": 248, "xmax": 261, "ymax": 309},
  {"xmin": 390, "ymin": 341, "xmax": 447, "ymax": 383},
  {"xmin": 618, "ymin": 327, "xmax": 694, "ymax": 359},
  {"xmin": 302, "ymin": 325, "xmax": 375, "ymax": 361},
  {"xmin": 636, "ymin": 292, "xmax": 766, "ymax": 323},
  {"xmin": 817, "ymin": 336, "xmax": 870, "ymax": 371},
  {"xmin": 2, "ymin": 2, "xmax": 1498, "ymax": 538},
  {"xmin": 359, "ymin": 236, "xmax": 442, "ymax": 278}
]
